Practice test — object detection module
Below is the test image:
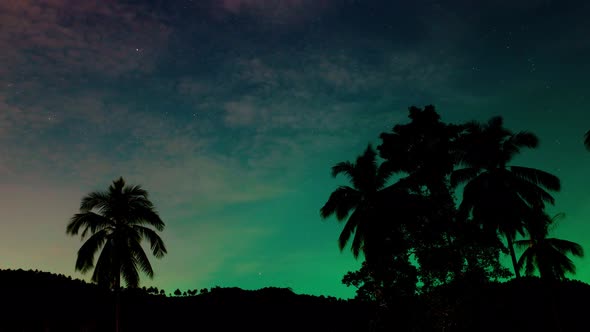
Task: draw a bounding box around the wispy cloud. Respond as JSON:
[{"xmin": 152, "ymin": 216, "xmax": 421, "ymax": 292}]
[
  {"xmin": 0, "ymin": 0, "xmax": 172, "ymax": 79},
  {"xmin": 217, "ymin": 0, "xmax": 331, "ymax": 23}
]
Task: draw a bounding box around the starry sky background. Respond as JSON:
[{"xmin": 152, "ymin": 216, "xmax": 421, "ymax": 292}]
[{"xmin": 0, "ymin": 0, "xmax": 589, "ymax": 298}]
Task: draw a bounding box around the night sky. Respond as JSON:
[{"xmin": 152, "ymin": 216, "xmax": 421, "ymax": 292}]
[{"xmin": 1, "ymin": 0, "xmax": 589, "ymax": 299}]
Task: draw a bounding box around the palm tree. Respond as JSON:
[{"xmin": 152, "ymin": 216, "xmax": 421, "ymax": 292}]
[
  {"xmin": 320, "ymin": 144, "xmax": 395, "ymax": 261},
  {"xmin": 517, "ymin": 212, "xmax": 584, "ymax": 280},
  {"xmin": 517, "ymin": 211, "xmax": 583, "ymax": 332},
  {"xmin": 320, "ymin": 144, "xmax": 426, "ymax": 315},
  {"xmin": 66, "ymin": 177, "xmax": 167, "ymax": 332},
  {"xmin": 451, "ymin": 116, "xmax": 561, "ymax": 278}
]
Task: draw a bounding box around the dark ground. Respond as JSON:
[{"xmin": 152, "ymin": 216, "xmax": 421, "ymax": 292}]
[{"xmin": 1, "ymin": 269, "xmax": 588, "ymax": 332}]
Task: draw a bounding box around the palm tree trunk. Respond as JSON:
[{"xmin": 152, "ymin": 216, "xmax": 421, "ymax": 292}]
[
  {"xmin": 505, "ymin": 235, "xmax": 521, "ymax": 278},
  {"xmin": 542, "ymin": 278, "xmax": 563, "ymax": 332},
  {"xmin": 115, "ymin": 291, "xmax": 121, "ymax": 332},
  {"xmin": 114, "ymin": 258, "xmax": 121, "ymax": 332}
]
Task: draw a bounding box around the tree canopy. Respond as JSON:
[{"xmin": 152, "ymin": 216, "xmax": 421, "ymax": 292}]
[
  {"xmin": 322, "ymin": 105, "xmax": 581, "ymax": 329},
  {"xmin": 66, "ymin": 177, "xmax": 167, "ymax": 290}
]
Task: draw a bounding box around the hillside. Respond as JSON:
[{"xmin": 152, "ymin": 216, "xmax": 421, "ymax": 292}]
[
  {"xmin": 2, "ymin": 269, "xmax": 590, "ymax": 331},
  {"xmin": 0, "ymin": 269, "xmax": 371, "ymax": 332}
]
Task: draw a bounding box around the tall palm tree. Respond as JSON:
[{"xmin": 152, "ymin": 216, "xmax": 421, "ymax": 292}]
[
  {"xmin": 66, "ymin": 177, "xmax": 167, "ymax": 332},
  {"xmin": 320, "ymin": 144, "xmax": 395, "ymax": 261},
  {"xmin": 517, "ymin": 212, "xmax": 584, "ymax": 280},
  {"xmin": 451, "ymin": 116, "xmax": 561, "ymax": 278}
]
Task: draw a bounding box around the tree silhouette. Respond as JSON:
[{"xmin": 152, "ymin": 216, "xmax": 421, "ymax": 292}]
[
  {"xmin": 66, "ymin": 177, "xmax": 167, "ymax": 289},
  {"xmin": 319, "ymin": 143, "xmax": 424, "ymax": 311},
  {"xmin": 517, "ymin": 212, "xmax": 584, "ymax": 280},
  {"xmin": 451, "ymin": 116, "xmax": 560, "ymax": 278},
  {"xmin": 320, "ymin": 144, "xmax": 395, "ymax": 260},
  {"xmin": 377, "ymin": 105, "xmax": 465, "ymax": 289},
  {"xmin": 66, "ymin": 177, "xmax": 167, "ymax": 332},
  {"xmin": 322, "ymin": 105, "xmax": 585, "ymax": 330},
  {"xmin": 584, "ymin": 130, "xmax": 590, "ymax": 151},
  {"xmin": 378, "ymin": 105, "xmax": 461, "ymax": 195}
]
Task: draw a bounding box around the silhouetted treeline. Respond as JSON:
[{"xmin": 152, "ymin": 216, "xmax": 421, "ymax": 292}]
[
  {"xmin": 0, "ymin": 269, "xmax": 371, "ymax": 332},
  {"xmin": 3, "ymin": 269, "xmax": 590, "ymax": 331},
  {"xmin": 0, "ymin": 269, "xmax": 112, "ymax": 331},
  {"xmin": 425, "ymin": 276, "xmax": 590, "ymax": 331}
]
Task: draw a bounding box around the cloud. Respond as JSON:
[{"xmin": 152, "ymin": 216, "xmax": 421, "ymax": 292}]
[
  {"xmin": 215, "ymin": 0, "xmax": 331, "ymax": 23},
  {"xmin": 223, "ymin": 99, "xmax": 259, "ymax": 127},
  {"xmin": 0, "ymin": 93, "xmax": 52, "ymax": 139},
  {"xmin": 0, "ymin": 87, "xmax": 291, "ymax": 215},
  {"xmin": 0, "ymin": 0, "xmax": 172, "ymax": 79}
]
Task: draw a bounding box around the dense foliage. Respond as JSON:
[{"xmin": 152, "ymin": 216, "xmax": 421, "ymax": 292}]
[{"xmin": 322, "ymin": 105, "xmax": 585, "ymax": 330}]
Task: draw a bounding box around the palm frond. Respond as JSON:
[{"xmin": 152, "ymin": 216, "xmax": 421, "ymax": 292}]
[
  {"xmin": 506, "ymin": 171, "xmax": 556, "ymax": 206},
  {"xmin": 359, "ymin": 144, "xmax": 377, "ymax": 166},
  {"xmin": 127, "ymin": 193, "xmax": 155, "ymax": 208},
  {"xmin": 331, "ymin": 161, "xmax": 355, "ymax": 179},
  {"xmin": 120, "ymin": 250, "xmax": 140, "ymax": 288},
  {"xmin": 79, "ymin": 191, "xmax": 110, "ymax": 212},
  {"xmin": 91, "ymin": 240, "xmax": 115, "ymax": 286},
  {"xmin": 338, "ymin": 209, "xmax": 362, "ymax": 252},
  {"xmin": 124, "ymin": 184, "xmax": 149, "ymax": 198},
  {"xmin": 550, "ymin": 212, "xmax": 566, "ymax": 223},
  {"xmin": 543, "ymin": 248, "xmax": 577, "ymax": 278},
  {"xmin": 544, "ymin": 212, "xmax": 565, "ymax": 234},
  {"xmin": 556, "ymin": 253, "xmax": 577, "ymax": 275},
  {"xmin": 129, "ymin": 237, "xmax": 155, "ymax": 279},
  {"xmin": 350, "ymin": 225, "xmax": 365, "ymax": 259},
  {"xmin": 127, "ymin": 207, "xmax": 165, "ymax": 231},
  {"xmin": 503, "ymin": 132, "xmax": 539, "ymax": 160},
  {"xmin": 133, "ymin": 225, "xmax": 167, "ymax": 258},
  {"xmin": 524, "ymin": 248, "xmax": 538, "ymax": 277},
  {"xmin": 509, "ymin": 166, "xmax": 561, "ymax": 192},
  {"xmin": 320, "ymin": 186, "xmax": 360, "ymax": 221},
  {"xmin": 376, "ymin": 162, "xmax": 398, "ymax": 189},
  {"xmin": 67, "ymin": 212, "xmax": 112, "ymax": 237},
  {"xmin": 509, "ymin": 131, "xmax": 539, "ymax": 148},
  {"xmin": 450, "ymin": 167, "xmax": 480, "ymax": 188},
  {"xmin": 457, "ymin": 171, "xmax": 489, "ymax": 220},
  {"xmin": 548, "ymin": 238, "xmax": 584, "ymax": 257},
  {"xmin": 110, "ymin": 177, "xmax": 126, "ymax": 193},
  {"xmin": 75, "ymin": 229, "xmax": 109, "ymax": 273}
]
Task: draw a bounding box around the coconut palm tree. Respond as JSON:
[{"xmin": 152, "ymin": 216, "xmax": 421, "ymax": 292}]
[
  {"xmin": 320, "ymin": 143, "xmax": 428, "ymax": 309},
  {"xmin": 66, "ymin": 177, "xmax": 167, "ymax": 332},
  {"xmin": 451, "ymin": 116, "xmax": 561, "ymax": 278},
  {"xmin": 320, "ymin": 144, "xmax": 395, "ymax": 261},
  {"xmin": 517, "ymin": 211, "xmax": 584, "ymax": 280}
]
